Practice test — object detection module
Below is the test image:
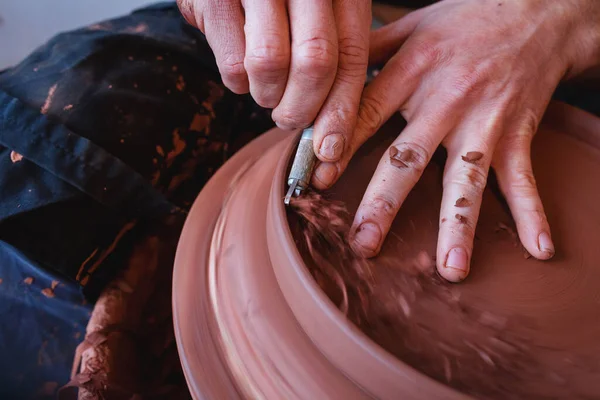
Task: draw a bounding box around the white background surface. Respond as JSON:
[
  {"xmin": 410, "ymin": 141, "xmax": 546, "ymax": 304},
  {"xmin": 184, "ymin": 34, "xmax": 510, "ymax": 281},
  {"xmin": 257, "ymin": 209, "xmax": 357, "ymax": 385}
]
[{"xmin": 0, "ymin": 0, "xmax": 161, "ymax": 69}]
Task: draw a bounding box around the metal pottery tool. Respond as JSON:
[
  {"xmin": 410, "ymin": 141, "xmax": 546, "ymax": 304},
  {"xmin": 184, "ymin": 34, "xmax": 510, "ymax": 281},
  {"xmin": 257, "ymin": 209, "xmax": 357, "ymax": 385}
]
[{"xmin": 284, "ymin": 125, "xmax": 317, "ymax": 205}]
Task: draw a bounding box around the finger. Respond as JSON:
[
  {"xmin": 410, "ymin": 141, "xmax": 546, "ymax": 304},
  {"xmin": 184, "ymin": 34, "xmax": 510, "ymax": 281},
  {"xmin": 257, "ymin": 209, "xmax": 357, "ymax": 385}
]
[
  {"xmin": 436, "ymin": 115, "xmax": 503, "ymax": 282},
  {"xmin": 243, "ymin": 0, "xmax": 291, "ymax": 108},
  {"xmin": 493, "ymin": 122, "xmax": 555, "ymax": 260},
  {"xmin": 349, "ymin": 98, "xmax": 461, "ymax": 257},
  {"xmin": 311, "ymin": 0, "xmax": 371, "ymax": 163},
  {"xmin": 271, "ymin": 0, "xmax": 338, "ymax": 130},
  {"xmin": 203, "ymin": 1, "xmax": 249, "ymax": 94},
  {"xmin": 368, "ymin": 9, "xmax": 424, "ymax": 65},
  {"xmin": 177, "ymin": 0, "xmax": 201, "ymax": 29},
  {"xmin": 312, "ymin": 38, "xmax": 448, "ymax": 188}
]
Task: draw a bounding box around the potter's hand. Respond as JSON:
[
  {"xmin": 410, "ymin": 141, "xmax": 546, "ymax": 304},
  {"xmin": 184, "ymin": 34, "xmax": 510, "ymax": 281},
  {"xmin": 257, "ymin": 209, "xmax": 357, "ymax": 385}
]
[
  {"xmin": 312, "ymin": 0, "xmax": 600, "ymax": 281},
  {"xmin": 177, "ymin": 0, "xmax": 371, "ymax": 135}
]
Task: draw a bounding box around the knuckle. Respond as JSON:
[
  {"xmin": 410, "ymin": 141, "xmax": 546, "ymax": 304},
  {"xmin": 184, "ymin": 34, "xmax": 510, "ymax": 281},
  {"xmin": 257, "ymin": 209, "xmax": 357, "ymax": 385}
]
[
  {"xmin": 295, "ymin": 34, "xmax": 338, "ymax": 78},
  {"xmin": 506, "ymin": 168, "xmax": 538, "ymax": 199},
  {"xmin": 518, "ymin": 108, "xmax": 540, "ymax": 137},
  {"xmin": 446, "ymin": 163, "xmax": 488, "ymax": 192},
  {"xmin": 389, "ymin": 141, "xmax": 431, "ymax": 174},
  {"xmin": 357, "ymin": 95, "xmax": 386, "ymax": 135},
  {"xmin": 220, "ymin": 56, "xmax": 247, "ymax": 81},
  {"xmin": 245, "ymin": 40, "xmax": 290, "ymax": 79},
  {"xmin": 450, "ymin": 215, "xmax": 477, "ymax": 238},
  {"xmin": 337, "ymin": 34, "xmax": 368, "ymax": 78},
  {"xmin": 368, "ymin": 195, "xmax": 399, "ymax": 219},
  {"xmin": 404, "ymin": 38, "xmax": 447, "ymax": 76}
]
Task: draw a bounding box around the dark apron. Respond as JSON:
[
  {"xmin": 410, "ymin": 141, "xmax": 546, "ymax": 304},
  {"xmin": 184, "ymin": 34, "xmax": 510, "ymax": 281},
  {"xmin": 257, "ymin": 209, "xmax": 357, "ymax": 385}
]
[{"xmin": 0, "ymin": 3, "xmax": 273, "ymax": 300}]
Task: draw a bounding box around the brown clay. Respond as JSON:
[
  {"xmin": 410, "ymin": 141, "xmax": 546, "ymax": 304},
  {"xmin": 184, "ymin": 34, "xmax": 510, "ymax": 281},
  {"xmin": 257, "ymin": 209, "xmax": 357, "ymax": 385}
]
[{"xmin": 173, "ymin": 102, "xmax": 600, "ymax": 399}]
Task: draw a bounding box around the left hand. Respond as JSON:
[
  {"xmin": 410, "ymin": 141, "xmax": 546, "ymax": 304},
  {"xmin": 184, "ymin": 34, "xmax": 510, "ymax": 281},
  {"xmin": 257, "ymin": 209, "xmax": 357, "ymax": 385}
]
[{"xmin": 311, "ymin": 0, "xmax": 600, "ymax": 282}]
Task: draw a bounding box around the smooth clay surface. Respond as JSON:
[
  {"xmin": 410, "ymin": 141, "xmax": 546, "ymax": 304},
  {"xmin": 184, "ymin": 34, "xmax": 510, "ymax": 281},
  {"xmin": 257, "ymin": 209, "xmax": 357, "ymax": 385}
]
[{"xmin": 290, "ymin": 105, "xmax": 600, "ymax": 399}]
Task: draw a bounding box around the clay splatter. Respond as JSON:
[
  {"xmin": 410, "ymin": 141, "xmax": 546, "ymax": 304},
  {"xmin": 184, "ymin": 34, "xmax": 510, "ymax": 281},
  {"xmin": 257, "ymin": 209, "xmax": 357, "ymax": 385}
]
[
  {"xmin": 41, "ymin": 288, "xmax": 55, "ymax": 298},
  {"xmin": 63, "ymin": 104, "xmax": 73, "ymax": 111},
  {"xmin": 41, "ymin": 84, "xmax": 58, "ymax": 115},
  {"xmin": 10, "ymin": 151, "xmax": 23, "ymax": 163},
  {"xmin": 124, "ymin": 23, "xmax": 148, "ymax": 33},
  {"xmin": 166, "ymin": 129, "xmax": 187, "ymax": 166},
  {"xmin": 176, "ymin": 75, "xmax": 186, "ymax": 91},
  {"xmin": 455, "ymin": 213, "xmax": 468, "ymax": 224},
  {"xmin": 455, "ymin": 197, "xmax": 471, "ymax": 207},
  {"xmin": 24, "ymin": 277, "xmax": 34, "ymax": 285},
  {"xmin": 461, "ymin": 151, "xmax": 484, "ymax": 163},
  {"xmin": 51, "ymin": 280, "xmax": 59, "ymax": 290},
  {"xmin": 389, "ymin": 146, "xmax": 415, "ymax": 168}
]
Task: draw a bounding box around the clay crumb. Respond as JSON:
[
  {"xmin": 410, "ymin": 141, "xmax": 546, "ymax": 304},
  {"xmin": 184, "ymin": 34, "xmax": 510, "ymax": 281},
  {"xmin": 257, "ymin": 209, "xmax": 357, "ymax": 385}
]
[
  {"xmin": 63, "ymin": 104, "xmax": 73, "ymax": 111},
  {"xmin": 41, "ymin": 83, "xmax": 58, "ymax": 115},
  {"xmin": 24, "ymin": 277, "xmax": 34, "ymax": 285},
  {"xmin": 41, "ymin": 288, "xmax": 55, "ymax": 298},
  {"xmin": 51, "ymin": 280, "xmax": 59, "ymax": 290},
  {"xmin": 176, "ymin": 75, "xmax": 186, "ymax": 91},
  {"xmin": 389, "ymin": 146, "xmax": 415, "ymax": 168},
  {"xmin": 10, "ymin": 151, "xmax": 23, "ymax": 163},
  {"xmin": 455, "ymin": 214, "xmax": 467, "ymax": 224},
  {"xmin": 461, "ymin": 151, "xmax": 483, "ymax": 163},
  {"xmin": 454, "ymin": 197, "xmax": 471, "ymax": 208}
]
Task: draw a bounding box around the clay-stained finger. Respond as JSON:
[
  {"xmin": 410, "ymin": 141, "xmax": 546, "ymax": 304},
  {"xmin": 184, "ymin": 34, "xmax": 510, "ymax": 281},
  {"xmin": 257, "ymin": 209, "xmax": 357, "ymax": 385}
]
[
  {"xmin": 243, "ymin": 0, "xmax": 291, "ymax": 108},
  {"xmin": 494, "ymin": 133, "xmax": 554, "ymax": 260},
  {"xmin": 204, "ymin": 0, "xmax": 249, "ymax": 94},
  {"xmin": 312, "ymin": 0, "xmax": 371, "ymax": 164},
  {"xmin": 311, "ymin": 37, "xmax": 442, "ymax": 189},
  {"xmin": 348, "ymin": 104, "xmax": 458, "ymax": 257},
  {"xmin": 271, "ymin": 0, "xmax": 338, "ymax": 130}
]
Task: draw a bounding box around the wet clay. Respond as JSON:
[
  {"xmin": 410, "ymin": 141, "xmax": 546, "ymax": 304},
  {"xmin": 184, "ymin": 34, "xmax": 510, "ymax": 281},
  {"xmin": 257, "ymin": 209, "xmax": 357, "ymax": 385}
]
[
  {"xmin": 288, "ymin": 111, "xmax": 600, "ymax": 399},
  {"xmin": 174, "ymin": 102, "xmax": 600, "ymax": 400}
]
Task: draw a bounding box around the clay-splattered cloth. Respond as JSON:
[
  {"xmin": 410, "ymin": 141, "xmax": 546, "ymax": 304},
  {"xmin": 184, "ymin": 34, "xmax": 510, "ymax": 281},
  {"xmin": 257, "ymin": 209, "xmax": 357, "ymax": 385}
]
[{"xmin": 0, "ymin": 3, "xmax": 272, "ymax": 398}]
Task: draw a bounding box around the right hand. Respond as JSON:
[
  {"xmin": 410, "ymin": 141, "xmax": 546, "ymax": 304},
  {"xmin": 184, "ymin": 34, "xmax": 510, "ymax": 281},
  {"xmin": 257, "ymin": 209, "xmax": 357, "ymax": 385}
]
[{"xmin": 177, "ymin": 0, "xmax": 372, "ymax": 159}]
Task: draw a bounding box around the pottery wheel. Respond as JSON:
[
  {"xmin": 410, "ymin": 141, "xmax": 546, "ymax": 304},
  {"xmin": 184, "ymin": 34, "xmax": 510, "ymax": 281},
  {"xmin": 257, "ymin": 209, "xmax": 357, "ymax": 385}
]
[{"xmin": 173, "ymin": 102, "xmax": 600, "ymax": 399}]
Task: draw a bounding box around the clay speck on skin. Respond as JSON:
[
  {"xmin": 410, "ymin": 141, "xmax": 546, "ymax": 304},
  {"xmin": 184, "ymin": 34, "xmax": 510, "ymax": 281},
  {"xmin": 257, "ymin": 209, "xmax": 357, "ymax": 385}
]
[
  {"xmin": 455, "ymin": 197, "xmax": 471, "ymax": 207},
  {"xmin": 461, "ymin": 151, "xmax": 484, "ymax": 163},
  {"xmin": 455, "ymin": 213, "xmax": 468, "ymax": 224},
  {"xmin": 389, "ymin": 146, "xmax": 416, "ymax": 168}
]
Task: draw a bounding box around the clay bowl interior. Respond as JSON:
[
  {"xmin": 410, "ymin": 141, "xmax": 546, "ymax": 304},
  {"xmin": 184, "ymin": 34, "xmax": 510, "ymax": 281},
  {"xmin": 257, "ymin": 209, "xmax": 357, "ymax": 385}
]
[
  {"xmin": 173, "ymin": 102, "xmax": 600, "ymax": 400},
  {"xmin": 271, "ymin": 105, "xmax": 600, "ymax": 399}
]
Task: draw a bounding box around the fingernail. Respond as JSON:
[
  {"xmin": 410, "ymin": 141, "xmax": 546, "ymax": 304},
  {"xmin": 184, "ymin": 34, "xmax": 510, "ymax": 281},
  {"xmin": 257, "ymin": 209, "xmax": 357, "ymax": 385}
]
[
  {"xmin": 319, "ymin": 133, "xmax": 344, "ymax": 161},
  {"xmin": 445, "ymin": 247, "xmax": 468, "ymax": 273},
  {"xmin": 314, "ymin": 162, "xmax": 338, "ymax": 187},
  {"xmin": 538, "ymin": 232, "xmax": 555, "ymax": 256},
  {"xmin": 353, "ymin": 222, "xmax": 381, "ymax": 252}
]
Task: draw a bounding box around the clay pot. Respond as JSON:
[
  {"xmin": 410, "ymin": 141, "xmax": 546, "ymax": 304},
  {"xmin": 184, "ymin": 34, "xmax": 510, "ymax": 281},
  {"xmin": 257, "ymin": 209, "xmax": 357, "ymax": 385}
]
[{"xmin": 173, "ymin": 102, "xmax": 600, "ymax": 399}]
